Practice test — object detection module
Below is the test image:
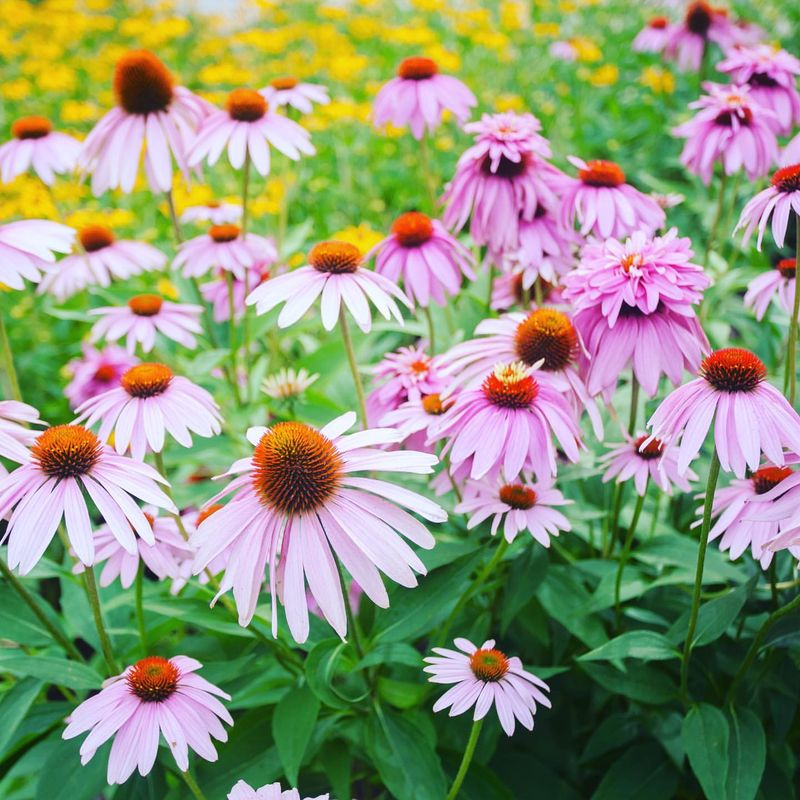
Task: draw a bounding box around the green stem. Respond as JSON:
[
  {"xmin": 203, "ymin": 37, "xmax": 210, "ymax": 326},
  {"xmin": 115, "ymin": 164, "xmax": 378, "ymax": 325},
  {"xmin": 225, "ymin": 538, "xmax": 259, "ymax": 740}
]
[
  {"xmin": 604, "ymin": 482, "xmax": 625, "ymax": 558},
  {"xmin": 179, "ymin": 767, "xmax": 208, "ymax": 800},
  {"xmin": 241, "ymin": 153, "xmax": 252, "ymax": 401},
  {"xmin": 784, "ymin": 215, "xmax": 800, "ymax": 405},
  {"xmin": 533, "ymin": 278, "xmax": 544, "ymax": 307},
  {"xmin": 446, "ymin": 719, "xmax": 483, "ymax": 800},
  {"xmin": 485, "ymin": 262, "xmax": 495, "ymax": 314},
  {"xmin": 702, "ymin": 170, "xmax": 727, "ymax": 271},
  {"xmin": 419, "ymin": 132, "xmax": 439, "ymax": 214},
  {"xmin": 83, "ymin": 567, "xmax": 119, "ymax": 675},
  {"xmin": 135, "ymin": 563, "xmax": 147, "ymax": 657},
  {"xmin": 225, "ymin": 272, "xmax": 242, "ymax": 406},
  {"xmin": 164, "ymin": 190, "xmax": 184, "ymax": 244},
  {"xmin": 628, "ymin": 375, "xmax": 640, "ymax": 436},
  {"xmin": 614, "ymin": 486, "xmax": 647, "ymax": 628},
  {"xmin": 339, "ymin": 308, "xmax": 368, "ymax": 428},
  {"xmin": 680, "ymin": 447, "xmax": 721, "ymax": 703},
  {"xmin": 0, "ymin": 311, "xmax": 21, "ymax": 401},
  {"xmin": 424, "ymin": 305, "xmax": 436, "ymax": 355}
]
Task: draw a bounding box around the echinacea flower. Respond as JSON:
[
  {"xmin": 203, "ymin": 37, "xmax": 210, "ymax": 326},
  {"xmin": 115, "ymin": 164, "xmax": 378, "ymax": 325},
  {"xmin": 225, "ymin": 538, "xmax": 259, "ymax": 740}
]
[
  {"xmin": 191, "ymin": 413, "xmax": 446, "ymax": 640},
  {"xmin": 373, "ymin": 56, "xmax": 476, "ymax": 139},
  {"xmin": 0, "ymin": 116, "xmax": 80, "ymax": 185},
  {"xmin": 424, "ymin": 637, "xmax": 551, "ymax": 736},
  {"xmin": 180, "ymin": 199, "xmax": 242, "ymax": 226},
  {"xmin": 0, "ymin": 219, "xmax": 74, "ymax": 290},
  {"xmin": 633, "ymin": 17, "xmax": 671, "ymax": 53},
  {"xmin": 663, "ymin": 1, "xmax": 737, "ymax": 72},
  {"xmin": 189, "ymin": 88, "xmax": 314, "ymax": 175},
  {"xmin": 65, "ymin": 343, "xmax": 139, "ymax": 410},
  {"xmin": 429, "ymin": 362, "xmax": 583, "ymax": 482},
  {"xmin": 201, "ymin": 261, "xmax": 273, "ymax": 321},
  {"xmin": 560, "ymin": 156, "xmax": 666, "ymax": 239},
  {"xmin": 63, "ymin": 655, "xmax": 231, "ymax": 784},
  {"xmin": 0, "ymin": 401, "xmax": 46, "ymax": 473},
  {"xmin": 0, "ymin": 424, "xmax": 176, "ymax": 573},
  {"xmin": 381, "ymin": 391, "xmax": 455, "ymax": 451},
  {"xmin": 601, "ymin": 434, "xmax": 696, "ymax": 496},
  {"xmin": 174, "ymin": 224, "xmax": 277, "ymax": 280},
  {"xmin": 229, "ymin": 780, "xmax": 329, "ymax": 800},
  {"xmin": 38, "ymin": 224, "xmax": 167, "ymax": 302},
  {"xmin": 246, "ymin": 240, "xmax": 410, "ymax": 333},
  {"xmin": 368, "ymin": 211, "xmax": 476, "ymax": 308},
  {"xmin": 89, "ymin": 294, "xmax": 203, "ymax": 353},
  {"xmin": 735, "ymin": 163, "xmax": 800, "ymax": 249},
  {"xmin": 647, "ymin": 348, "xmax": 800, "ymax": 477},
  {"xmin": 672, "ymin": 83, "xmax": 778, "ymax": 185},
  {"xmin": 78, "ymin": 50, "xmax": 210, "ymax": 195},
  {"xmin": 261, "ymin": 367, "xmax": 319, "ymax": 400},
  {"xmin": 260, "ymin": 76, "xmax": 330, "ymax": 114},
  {"xmin": 456, "ymin": 476, "xmax": 572, "ymax": 546},
  {"xmin": 744, "ymin": 258, "xmax": 797, "ymax": 320},
  {"xmin": 75, "ymin": 363, "xmax": 221, "ymax": 460}
]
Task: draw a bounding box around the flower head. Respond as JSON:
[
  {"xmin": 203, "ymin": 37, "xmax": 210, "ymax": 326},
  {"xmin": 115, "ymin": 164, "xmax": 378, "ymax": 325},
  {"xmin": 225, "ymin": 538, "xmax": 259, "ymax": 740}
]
[
  {"xmin": 744, "ymin": 258, "xmax": 797, "ymax": 320},
  {"xmin": 180, "ymin": 199, "xmax": 242, "ymax": 226},
  {"xmin": 65, "ymin": 343, "xmax": 139, "ymax": 410},
  {"xmin": 260, "ymin": 76, "xmax": 330, "ymax": 114},
  {"xmin": 633, "ymin": 17, "xmax": 671, "ymax": 53},
  {"xmin": 735, "ymin": 163, "xmax": 800, "ymax": 249},
  {"xmin": 0, "ymin": 401, "xmax": 46, "ymax": 472},
  {"xmin": 229, "ymin": 780, "xmax": 329, "ymax": 800},
  {"xmin": 261, "ymin": 367, "xmax": 319, "ymax": 400},
  {"xmin": 0, "ymin": 116, "xmax": 80, "ymax": 185},
  {"xmin": 174, "ymin": 225, "xmax": 277, "ymax": 280},
  {"xmin": 663, "ymin": 2, "xmax": 739, "ymax": 72},
  {"xmin": 0, "ymin": 219, "xmax": 74, "ymax": 290}
]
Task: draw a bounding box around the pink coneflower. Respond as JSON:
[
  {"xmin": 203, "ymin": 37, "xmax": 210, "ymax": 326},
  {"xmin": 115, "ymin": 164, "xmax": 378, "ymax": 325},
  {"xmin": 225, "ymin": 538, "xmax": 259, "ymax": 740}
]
[
  {"xmin": 633, "ymin": 16, "xmax": 671, "ymax": 53},
  {"xmin": 647, "ymin": 348, "xmax": 800, "ymax": 477},
  {"xmin": 368, "ymin": 211, "xmax": 475, "ymax": 308},
  {"xmin": 490, "ymin": 273, "xmax": 564, "ymax": 312},
  {"xmin": 735, "ymin": 164, "xmax": 800, "ymax": 249},
  {"xmin": 456, "ymin": 476, "xmax": 572, "ymax": 546},
  {"xmin": 443, "ymin": 112, "xmax": 566, "ymax": 252},
  {"xmin": 0, "ymin": 116, "xmax": 80, "ymax": 185},
  {"xmin": 174, "ymin": 224, "xmax": 277, "ymax": 280},
  {"xmin": 560, "ymin": 156, "xmax": 666, "ymax": 239},
  {"xmin": 718, "ymin": 45, "xmax": 800, "ymax": 136},
  {"xmin": 663, "ymin": 1, "xmax": 737, "ymax": 72},
  {"xmin": 65, "ymin": 343, "xmax": 139, "ymax": 410},
  {"xmin": 246, "ymin": 240, "xmax": 410, "ymax": 333},
  {"xmin": 75, "ymin": 363, "xmax": 221, "ymax": 460},
  {"xmin": 673, "ymin": 83, "xmax": 778, "ymax": 185},
  {"xmin": 601, "ymin": 434, "xmax": 696, "ymax": 496},
  {"xmin": 171, "ymin": 505, "xmax": 227, "ymax": 595},
  {"xmin": 189, "ymin": 88, "xmax": 314, "ymax": 175},
  {"xmin": 373, "ymin": 56, "xmax": 476, "ymax": 139},
  {"xmin": 0, "ymin": 401, "xmax": 45, "ymax": 472},
  {"xmin": 260, "ymin": 76, "xmax": 330, "ymax": 114},
  {"xmin": 549, "ymin": 41, "xmax": 578, "ymax": 62},
  {"xmin": 201, "ymin": 261, "xmax": 272, "ymax": 322},
  {"xmin": 89, "ymin": 294, "xmax": 203, "ymax": 353},
  {"xmin": 63, "ymin": 655, "xmax": 232, "ymax": 784},
  {"xmin": 38, "ymin": 224, "xmax": 167, "ymax": 302},
  {"xmin": 0, "ymin": 424, "xmax": 176, "ymax": 573},
  {"xmin": 229, "ymin": 780, "xmax": 329, "ymax": 800},
  {"xmin": 0, "ymin": 219, "xmax": 74, "ymax": 290},
  {"xmin": 78, "ymin": 50, "xmax": 210, "ymax": 195},
  {"xmin": 424, "ymin": 637, "xmax": 551, "ymax": 736},
  {"xmin": 429, "ymin": 362, "xmax": 583, "ymax": 482},
  {"xmin": 381, "ymin": 391, "xmax": 455, "ymax": 451},
  {"xmin": 180, "ymin": 200, "xmax": 242, "ymax": 226},
  {"xmin": 191, "ymin": 413, "xmax": 446, "ymax": 640},
  {"xmin": 744, "ymin": 258, "xmax": 796, "ymax": 320}
]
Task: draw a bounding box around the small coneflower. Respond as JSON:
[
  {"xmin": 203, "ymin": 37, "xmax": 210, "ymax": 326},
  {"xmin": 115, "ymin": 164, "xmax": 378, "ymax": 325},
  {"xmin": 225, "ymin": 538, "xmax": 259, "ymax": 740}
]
[
  {"xmin": 65, "ymin": 343, "xmax": 139, "ymax": 410},
  {"xmin": 663, "ymin": 1, "xmax": 738, "ymax": 72},
  {"xmin": 0, "ymin": 219, "xmax": 74, "ymax": 290},
  {"xmin": 381, "ymin": 391, "xmax": 456, "ymax": 451},
  {"xmin": 260, "ymin": 75, "xmax": 330, "ymax": 114},
  {"xmin": 735, "ymin": 163, "xmax": 800, "ymax": 249},
  {"xmin": 632, "ymin": 16, "xmax": 671, "ymax": 53},
  {"xmin": 0, "ymin": 401, "xmax": 46, "ymax": 473},
  {"xmin": 75, "ymin": 362, "xmax": 221, "ymax": 460},
  {"xmin": 261, "ymin": 367, "xmax": 319, "ymax": 400},
  {"xmin": 200, "ymin": 260, "xmax": 272, "ymax": 322},
  {"xmin": 174, "ymin": 223, "xmax": 277, "ymax": 280},
  {"xmin": 744, "ymin": 258, "xmax": 797, "ymax": 320},
  {"xmin": 63, "ymin": 655, "xmax": 232, "ymax": 784},
  {"xmin": 0, "ymin": 116, "xmax": 80, "ymax": 185},
  {"xmin": 601, "ymin": 434, "xmax": 696, "ymax": 496},
  {"xmin": 229, "ymin": 780, "xmax": 329, "ymax": 800},
  {"xmin": 180, "ymin": 199, "xmax": 242, "ymax": 226}
]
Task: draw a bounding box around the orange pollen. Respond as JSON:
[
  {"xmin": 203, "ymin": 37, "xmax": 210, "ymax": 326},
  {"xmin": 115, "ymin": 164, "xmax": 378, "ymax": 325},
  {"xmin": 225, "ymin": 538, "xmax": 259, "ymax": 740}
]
[
  {"xmin": 777, "ymin": 258, "xmax": 796, "ymax": 279},
  {"xmin": 251, "ymin": 422, "xmax": 344, "ymax": 514},
  {"xmin": 271, "ymin": 76, "xmax": 299, "ymax": 90},
  {"xmin": 499, "ymin": 483, "xmax": 537, "ymax": 509},
  {"xmin": 633, "ymin": 435, "xmax": 663, "ymax": 459},
  {"xmin": 700, "ymin": 348, "xmax": 766, "ymax": 393},
  {"xmin": 771, "ymin": 164, "xmax": 800, "ymax": 193},
  {"xmin": 410, "ymin": 359, "xmax": 430, "ymax": 374},
  {"xmin": 308, "ymin": 241, "xmax": 362, "ymax": 274},
  {"xmin": 397, "ymin": 56, "xmax": 438, "ymax": 80},
  {"xmin": 751, "ymin": 466, "xmax": 792, "ymax": 494},
  {"xmin": 11, "ymin": 116, "xmax": 52, "ymax": 140},
  {"xmin": 421, "ymin": 393, "xmax": 451, "ymax": 415},
  {"xmin": 469, "ymin": 648, "xmax": 510, "ymax": 682},
  {"xmin": 79, "ymin": 225, "xmax": 115, "ymax": 252},
  {"xmin": 482, "ymin": 362, "xmax": 539, "ymax": 409},
  {"xmin": 93, "ymin": 364, "xmax": 117, "ymax": 383},
  {"xmin": 209, "ymin": 224, "xmax": 241, "ymax": 243},
  {"xmin": 226, "ymin": 88, "xmax": 268, "ymax": 122},
  {"xmin": 32, "ymin": 425, "xmax": 102, "ymax": 479},
  {"xmin": 650, "ymin": 16, "xmax": 669, "ymax": 29},
  {"xmin": 206, "ymin": 200, "xmax": 221, "ymax": 208},
  {"xmin": 514, "ymin": 309, "xmax": 578, "ymax": 371},
  {"xmin": 196, "ymin": 503, "xmax": 223, "ymax": 526},
  {"xmin": 579, "ymin": 159, "xmax": 626, "ymax": 187},
  {"xmin": 126, "ymin": 656, "xmax": 180, "ymax": 702},
  {"xmin": 143, "ymin": 512, "xmax": 156, "ymax": 527},
  {"xmin": 121, "ymin": 363, "xmax": 174, "ymax": 398},
  {"xmin": 392, "ymin": 211, "xmax": 434, "ymax": 247},
  {"xmin": 686, "ymin": 1, "xmax": 713, "ymax": 36},
  {"xmin": 127, "ymin": 294, "xmax": 163, "ymax": 317},
  {"xmin": 620, "ymin": 253, "xmax": 644, "ymax": 273},
  {"xmin": 114, "ymin": 50, "xmax": 175, "ymax": 115}
]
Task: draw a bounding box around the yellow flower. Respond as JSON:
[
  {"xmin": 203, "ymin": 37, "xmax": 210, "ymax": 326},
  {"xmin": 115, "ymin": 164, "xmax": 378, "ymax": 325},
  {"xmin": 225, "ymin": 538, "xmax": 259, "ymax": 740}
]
[
  {"xmin": 589, "ymin": 64, "xmax": 619, "ymax": 87},
  {"xmin": 496, "ymin": 93, "xmax": 525, "ymax": 112},
  {"xmin": 66, "ymin": 208, "xmax": 137, "ymax": 231},
  {"xmin": 61, "ymin": 101, "xmax": 100, "ymax": 125},
  {"xmin": 332, "ymin": 224, "xmax": 384, "ymax": 253},
  {"xmin": 198, "ymin": 62, "xmax": 254, "ymax": 88},
  {"xmin": 1, "ymin": 78, "xmax": 32, "ymax": 101},
  {"xmin": 157, "ymin": 278, "xmax": 180, "ymax": 300},
  {"xmin": 640, "ymin": 66, "xmax": 675, "ymax": 95},
  {"xmin": 572, "ymin": 37, "xmax": 602, "ymax": 63}
]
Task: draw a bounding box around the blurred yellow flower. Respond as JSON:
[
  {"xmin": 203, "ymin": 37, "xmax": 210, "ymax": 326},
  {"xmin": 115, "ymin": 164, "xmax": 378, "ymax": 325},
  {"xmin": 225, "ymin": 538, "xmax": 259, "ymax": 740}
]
[
  {"xmin": 157, "ymin": 278, "xmax": 180, "ymax": 300},
  {"xmin": 589, "ymin": 64, "xmax": 619, "ymax": 87},
  {"xmin": 572, "ymin": 37, "xmax": 602, "ymax": 62},
  {"xmin": 332, "ymin": 224, "xmax": 384, "ymax": 253},
  {"xmin": 640, "ymin": 66, "xmax": 675, "ymax": 95}
]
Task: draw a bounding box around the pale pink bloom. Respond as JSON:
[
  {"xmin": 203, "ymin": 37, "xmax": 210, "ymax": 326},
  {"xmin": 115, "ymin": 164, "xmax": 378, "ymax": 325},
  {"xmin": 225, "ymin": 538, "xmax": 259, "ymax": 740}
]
[
  {"xmin": 549, "ymin": 41, "xmax": 578, "ymax": 62},
  {"xmin": 758, "ymin": 469, "xmax": 800, "ymax": 558},
  {"xmin": 0, "ymin": 401, "xmax": 45, "ymax": 473},
  {"xmin": 0, "ymin": 219, "xmax": 74, "ymax": 290},
  {"xmin": 174, "ymin": 224, "xmax": 277, "ymax": 280},
  {"xmin": 784, "ymin": 134, "xmax": 800, "ymax": 166},
  {"xmin": 456, "ymin": 476, "xmax": 572, "ymax": 546},
  {"xmin": 560, "ymin": 156, "xmax": 665, "ymax": 239},
  {"xmin": 647, "ymin": 348, "xmax": 800, "ymax": 478},
  {"xmin": 368, "ymin": 211, "xmax": 475, "ymax": 308},
  {"xmin": 663, "ymin": 2, "xmax": 738, "ymax": 72},
  {"xmin": 201, "ymin": 261, "xmax": 272, "ymax": 322},
  {"xmin": 75, "ymin": 362, "xmax": 221, "ymax": 460},
  {"xmin": 229, "ymin": 780, "xmax": 329, "ymax": 800},
  {"xmin": 0, "ymin": 424, "xmax": 176, "ymax": 573},
  {"xmin": 633, "ymin": 16, "xmax": 671, "ymax": 53},
  {"xmin": 429, "ymin": 362, "xmax": 583, "ymax": 483},
  {"xmin": 89, "ymin": 295, "xmax": 203, "ymax": 353},
  {"xmin": 0, "ymin": 116, "xmax": 80, "ymax": 185},
  {"xmin": 189, "ymin": 88, "xmax": 314, "ymax": 175},
  {"xmin": 246, "ymin": 240, "xmax": 410, "ymax": 334},
  {"xmin": 744, "ymin": 258, "xmax": 796, "ymax": 320},
  {"xmin": 735, "ymin": 164, "xmax": 800, "ymax": 249},
  {"xmin": 191, "ymin": 413, "xmax": 446, "ymax": 641},
  {"xmin": 260, "ymin": 76, "xmax": 330, "ymax": 114},
  {"xmin": 65, "ymin": 343, "xmax": 139, "ymax": 410},
  {"xmin": 424, "ymin": 637, "xmax": 551, "ymax": 736},
  {"xmin": 718, "ymin": 45, "xmax": 800, "ymax": 136},
  {"xmin": 490, "ymin": 272, "xmax": 565, "ymax": 312},
  {"xmin": 63, "ymin": 655, "xmax": 232, "ymax": 784},
  {"xmin": 78, "ymin": 50, "xmax": 210, "ymax": 195},
  {"xmin": 381, "ymin": 391, "xmax": 456, "ymax": 452},
  {"xmin": 652, "ymin": 191, "xmax": 686, "ymax": 210},
  {"xmin": 373, "ymin": 56, "xmax": 476, "ymax": 139},
  {"xmin": 37, "ymin": 224, "xmax": 167, "ymax": 302},
  {"xmin": 171, "ymin": 506, "xmax": 227, "ymax": 595},
  {"xmin": 180, "ymin": 200, "xmax": 242, "ymax": 226},
  {"xmin": 601, "ymin": 434, "xmax": 696, "ymax": 496}
]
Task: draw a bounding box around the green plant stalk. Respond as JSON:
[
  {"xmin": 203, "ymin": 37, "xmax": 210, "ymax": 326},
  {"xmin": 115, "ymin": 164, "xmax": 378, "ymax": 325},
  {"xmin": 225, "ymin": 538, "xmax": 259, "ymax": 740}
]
[
  {"xmin": 614, "ymin": 485, "xmax": 647, "ymax": 628},
  {"xmin": 339, "ymin": 308, "xmax": 368, "ymax": 428},
  {"xmin": 225, "ymin": 271, "xmax": 243, "ymax": 406},
  {"xmin": 424, "ymin": 305, "xmax": 436, "ymax": 354},
  {"xmin": 164, "ymin": 190, "xmax": 184, "ymax": 244},
  {"xmin": 784, "ymin": 215, "xmax": 800, "ymax": 404},
  {"xmin": 83, "ymin": 566, "xmax": 120, "ymax": 675},
  {"xmin": 179, "ymin": 767, "xmax": 208, "ymax": 800},
  {"xmin": 135, "ymin": 562, "xmax": 148, "ymax": 657},
  {"xmin": 240, "ymin": 151, "xmax": 252, "ymax": 400},
  {"xmin": 419, "ymin": 132, "xmax": 439, "ymax": 214},
  {"xmin": 702, "ymin": 170, "xmax": 727, "ymax": 272},
  {"xmin": 604, "ymin": 482, "xmax": 625, "ymax": 558},
  {"xmin": 0, "ymin": 311, "xmax": 21, "ymax": 402},
  {"xmin": 446, "ymin": 719, "xmax": 483, "ymax": 800},
  {"xmin": 628, "ymin": 375, "xmax": 640, "ymax": 435}
]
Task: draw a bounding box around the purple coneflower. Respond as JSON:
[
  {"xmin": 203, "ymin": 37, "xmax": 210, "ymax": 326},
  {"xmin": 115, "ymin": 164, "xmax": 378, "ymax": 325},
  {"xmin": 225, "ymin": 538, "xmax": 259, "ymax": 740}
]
[
  {"xmin": 260, "ymin": 76, "xmax": 330, "ymax": 114},
  {"xmin": 663, "ymin": 1, "xmax": 737, "ymax": 72},
  {"xmin": 65, "ymin": 343, "xmax": 139, "ymax": 410},
  {"xmin": 0, "ymin": 116, "xmax": 80, "ymax": 185},
  {"xmin": 735, "ymin": 163, "xmax": 800, "ymax": 249},
  {"xmin": 180, "ymin": 199, "xmax": 242, "ymax": 226},
  {"xmin": 174, "ymin": 224, "xmax": 277, "ymax": 280},
  {"xmin": 0, "ymin": 219, "xmax": 74, "ymax": 290},
  {"xmin": 201, "ymin": 262, "xmax": 272, "ymax": 322},
  {"xmin": 744, "ymin": 258, "xmax": 796, "ymax": 320},
  {"xmin": 633, "ymin": 16, "xmax": 671, "ymax": 53},
  {"xmin": 601, "ymin": 434, "xmax": 696, "ymax": 496},
  {"xmin": 229, "ymin": 780, "xmax": 329, "ymax": 800},
  {"xmin": 0, "ymin": 401, "xmax": 45, "ymax": 473}
]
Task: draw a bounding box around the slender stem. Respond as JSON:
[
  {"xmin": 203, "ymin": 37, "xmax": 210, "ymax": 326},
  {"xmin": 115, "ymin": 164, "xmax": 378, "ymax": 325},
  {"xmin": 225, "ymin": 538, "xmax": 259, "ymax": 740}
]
[
  {"xmin": 0, "ymin": 312, "xmax": 21, "ymax": 401},
  {"xmin": 614, "ymin": 486, "xmax": 647, "ymax": 628},
  {"xmin": 649, "ymin": 491, "xmax": 661, "ymax": 537},
  {"xmin": 225, "ymin": 272, "xmax": 242, "ymax": 406},
  {"xmin": 241, "ymin": 152, "xmax": 251, "ymax": 235},
  {"xmin": 241, "ymin": 153, "xmax": 252, "ymax": 400},
  {"xmin": 784, "ymin": 215, "xmax": 800, "ymax": 405},
  {"xmin": 446, "ymin": 719, "xmax": 483, "ymax": 800},
  {"xmin": 680, "ymin": 447, "xmax": 721, "ymax": 702},
  {"xmin": 628, "ymin": 376, "xmax": 640, "ymax": 436},
  {"xmin": 533, "ymin": 278, "xmax": 544, "ymax": 307},
  {"xmin": 424, "ymin": 305, "xmax": 436, "ymax": 355},
  {"xmin": 768, "ymin": 560, "xmax": 779, "ymax": 611},
  {"xmin": 419, "ymin": 132, "xmax": 439, "ymax": 214},
  {"xmin": 179, "ymin": 767, "xmax": 208, "ymax": 800},
  {"xmin": 604, "ymin": 482, "xmax": 625, "ymax": 557},
  {"xmin": 135, "ymin": 563, "xmax": 147, "ymax": 657},
  {"xmin": 485, "ymin": 262, "xmax": 495, "ymax": 313},
  {"xmin": 339, "ymin": 308, "xmax": 368, "ymax": 428},
  {"xmin": 702, "ymin": 171, "xmax": 728, "ymax": 271},
  {"xmin": 335, "ymin": 555, "xmax": 365, "ymax": 659},
  {"xmin": 164, "ymin": 190, "xmax": 184, "ymax": 244},
  {"xmin": 83, "ymin": 567, "xmax": 119, "ymax": 675}
]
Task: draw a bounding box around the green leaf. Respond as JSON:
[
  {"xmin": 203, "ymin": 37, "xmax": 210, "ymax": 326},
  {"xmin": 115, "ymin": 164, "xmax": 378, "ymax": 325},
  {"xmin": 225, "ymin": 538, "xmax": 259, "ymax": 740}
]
[
  {"xmin": 305, "ymin": 638, "xmax": 353, "ymax": 710},
  {"xmin": 271, "ymin": 685, "xmax": 320, "ymax": 785},
  {"xmin": 666, "ymin": 580, "xmax": 752, "ymax": 648},
  {"xmin": 319, "ymin": 739, "xmax": 352, "ymax": 800},
  {"xmin": 682, "ymin": 703, "xmax": 730, "ymax": 800},
  {"xmin": 581, "ymin": 662, "xmax": 677, "ymax": 704},
  {"xmin": 36, "ymin": 737, "xmax": 108, "ymax": 800},
  {"xmin": 0, "ymin": 652, "xmax": 102, "ymax": 690},
  {"xmin": 0, "ymin": 679, "xmax": 43, "ymax": 758},
  {"xmin": 725, "ymin": 706, "xmax": 766, "ymax": 800},
  {"xmin": 500, "ymin": 546, "xmax": 548, "ymax": 633},
  {"xmin": 538, "ymin": 567, "xmax": 608, "ymax": 648},
  {"xmin": 578, "ymin": 631, "xmax": 679, "ymax": 663},
  {"xmin": 355, "ymin": 642, "xmax": 422, "ymax": 670},
  {"xmin": 377, "ymin": 676, "xmax": 428, "ymax": 709},
  {"xmin": 0, "ymin": 587, "xmax": 61, "ymax": 648},
  {"xmin": 591, "ymin": 744, "xmax": 678, "ymax": 800}
]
